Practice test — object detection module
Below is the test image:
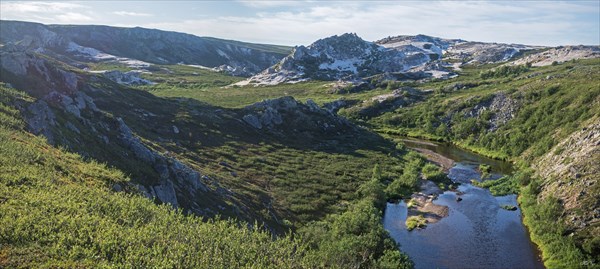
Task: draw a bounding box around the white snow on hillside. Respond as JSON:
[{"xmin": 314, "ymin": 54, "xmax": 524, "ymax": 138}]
[{"xmin": 67, "ymin": 42, "xmax": 151, "ymax": 68}]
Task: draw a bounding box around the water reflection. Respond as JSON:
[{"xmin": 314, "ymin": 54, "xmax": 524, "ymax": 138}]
[{"xmin": 384, "ymin": 139, "xmax": 544, "ymax": 269}]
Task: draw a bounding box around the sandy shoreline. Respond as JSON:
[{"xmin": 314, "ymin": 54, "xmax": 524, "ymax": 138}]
[
  {"xmin": 407, "ymin": 180, "xmax": 450, "ymax": 224},
  {"xmin": 409, "ymin": 147, "xmax": 455, "ymax": 172}
]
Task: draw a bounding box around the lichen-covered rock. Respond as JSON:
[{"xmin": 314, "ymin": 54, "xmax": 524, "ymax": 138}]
[
  {"xmin": 243, "ymin": 114, "xmax": 262, "ymax": 129},
  {"xmin": 468, "ymin": 93, "xmax": 520, "ymax": 131},
  {"xmin": 115, "ymin": 117, "xmax": 209, "ymax": 207},
  {"xmin": 534, "ymin": 121, "xmax": 600, "ymax": 244},
  {"xmin": 508, "ymin": 45, "xmax": 600, "ymax": 67},
  {"xmin": 25, "ymin": 100, "xmax": 56, "ymax": 144},
  {"xmin": 242, "ymin": 96, "xmax": 354, "ymax": 136}
]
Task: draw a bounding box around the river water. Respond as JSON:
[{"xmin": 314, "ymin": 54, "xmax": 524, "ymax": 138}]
[{"xmin": 383, "ymin": 139, "xmax": 544, "ymax": 269}]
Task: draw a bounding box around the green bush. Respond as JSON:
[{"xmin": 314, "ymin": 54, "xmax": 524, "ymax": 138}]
[
  {"xmin": 405, "ymin": 216, "xmax": 427, "ymax": 231},
  {"xmin": 480, "ymin": 65, "xmax": 529, "ymax": 79}
]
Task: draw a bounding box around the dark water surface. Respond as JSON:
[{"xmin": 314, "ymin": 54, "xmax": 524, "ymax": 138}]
[{"xmin": 384, "ymin": 139, "xmax": 544, "ymax": 269}]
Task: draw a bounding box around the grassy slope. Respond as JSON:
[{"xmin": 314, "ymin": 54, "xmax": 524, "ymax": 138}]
[
  {"xmin": 77, "ymin": 77, "xmax": 408, "ymax": 228},
  {"xmin": 138, "ymin": 65, "xmax": 411, "ymax": 108},
  {"xmin": 56, "ymin": 64, "xmax": 411, "ymax": 228},
  {"xmin": 0, "ymin": 85, "xmax": 305, "ymax": 268},
  {"xmin": 380, "ymin": 59, "xmax": 598, "ymax": 159},
  {"xmin": 0, "ymin": 84, "xmax": 412, "ymax": 268}
]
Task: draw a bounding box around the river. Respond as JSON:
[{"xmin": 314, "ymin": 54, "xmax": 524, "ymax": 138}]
[{"xmin": 383, "ymin": 139, "xmax": 544, "ymax": 269}]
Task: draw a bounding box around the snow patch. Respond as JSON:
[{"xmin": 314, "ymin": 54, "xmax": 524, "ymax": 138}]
[
  {"xmin": 67, "ymin": 42, "xmax": 151, "ymax": 68},
  {"xmin": 318, "ymin": 58, "xmax": 362, "ymax": 73}
]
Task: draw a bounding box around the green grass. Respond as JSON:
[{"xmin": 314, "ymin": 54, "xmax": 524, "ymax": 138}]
[
  {"xmin": 372, "ymin": 58, "xmax": 600, "ymax": 161},
  {"xmin": 405, "ymin": 216, "xmax": 427, "ymax": 231},
  {"xmin": 519, "ymin": 178, "xmax": 588, "ymax": 269},
  {"xmin": 0, "ymin": 86, "xmax": 303, "ymax": 268},
  {"xmin": 472, "ymin": 176, "xmax": 519, "ymax": 196},
  {"xmin": 0, "ymin": 84, "xmax": 413, "ymax": 268},
  {"xmin": 139, "ymin": 70, "xmax": 423, "ymax": 109}
]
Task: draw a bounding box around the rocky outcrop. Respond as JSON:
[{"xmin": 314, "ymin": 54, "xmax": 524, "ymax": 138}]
[
  {"xmin": 376, "ymin": 34, "xmax": 458, "ymax": 59},
  {"xmin": 468, "ymin": 93, "xmax": 520, "ymax": 131},
  {"xmin": 0, "ymin": 47, "xmax": 81, "ymax": 97},
  {"xmin": 534, "ymin": 120, "xmax": 599, "ymax": 248},
  {"xmin": 378, "ymin": 34, "xmax": 542, "ymax": 67},
  {"xmin": 323, "ymin": 99, "xmax": 347, "ymax": 114},
  {"xmin": 348, "ymin": 87, "xmax": 427, "ymax": 118},
  {"xmin": 241, "ymin": 96, "xmax": 353, "ymax": 135},
  {"xmin": 242, "ymin": 33, "xmax": 425, "ymax": 85},
  {"xmin": 115, "ymin": 117, "xmax": 209, "ymax": 208},
  {"xmin": 102, "ymin": 70, "xmax": 153, "ymax": 85},
  {"xmin": 25, "ymin": 100, "xmax": 56, "ymax": 144},
  {"xmin": 508, "ymin": 45, "xmax": 600, "ymax": 67},
  {"xmin": 444, "ymin": 42, "xmax": 540, "ymax": 64},
  {"xmin": 242, "ymin": 33, "xmax": 543, "ymax": 86}
]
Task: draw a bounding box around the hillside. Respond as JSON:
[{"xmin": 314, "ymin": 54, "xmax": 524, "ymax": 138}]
[
  {"xmin": 0, "ymin": 84, "xmax": 415, "ymax": 268},
  {"xmin": 0, "ymin": 20, "xmax": 291, "ymax": 76}
]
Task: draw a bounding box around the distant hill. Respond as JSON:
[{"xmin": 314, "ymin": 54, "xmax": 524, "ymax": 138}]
[{"xmin": 0, "ymin": 20, "xmax": 292, "ymax": 76}]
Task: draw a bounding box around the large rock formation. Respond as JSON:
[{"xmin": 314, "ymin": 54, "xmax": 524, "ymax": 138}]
[{"xmin": 242, "ymin": 33, "xmax": 428, "ymax": 85}]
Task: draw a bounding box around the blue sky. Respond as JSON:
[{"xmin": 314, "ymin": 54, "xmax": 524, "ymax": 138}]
[{"xmin": 1, "ymin": 1, "xmax": 598, "ymax": 46}]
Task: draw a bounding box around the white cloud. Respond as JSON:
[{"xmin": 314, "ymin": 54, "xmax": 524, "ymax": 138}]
[
  {"xmin": 237, "ymin": 0, "xmax": 308, "ymax": 8},
  {"xmin": 1, "ymin": 1, "xmax": 84, "ymax": 13},
  {"xmin": 113, "ymin": 11, "xmax": 153, "ymax": 17},
  {"xmin": 139, "ymin": 1, "xmax": 599, "ymax": 46},
  {"xmin": 0, "ymin": 1, "xmax": 95, "ymax": 23}
]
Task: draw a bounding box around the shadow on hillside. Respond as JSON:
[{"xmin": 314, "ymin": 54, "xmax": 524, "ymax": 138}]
[{"xmin": 87, "ymin": 82, "xmax": 396, "ymax": 158}]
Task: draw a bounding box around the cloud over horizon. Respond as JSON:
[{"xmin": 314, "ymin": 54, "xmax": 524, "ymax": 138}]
[{"xmin": 1, "ymin": 1, "xmax": 598, "ymax": 46}]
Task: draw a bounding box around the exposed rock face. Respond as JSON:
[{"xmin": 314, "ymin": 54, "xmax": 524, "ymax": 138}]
[
  {"xmin": 243, "ymin": 33, "xmax": 423, "ymax": 85},
  {"xmin": 0, "ymin": 20, "xmax": 66, "ymax": 49},
  {"xmin": 323, "ymin": 99, "xmax": 347, "ymax": 114},
  {"xmin": 508, "ymin": 45, "xmax": 600, "ymax": 67},
  {"xmin": 376, "ymin": 34, "xmax": 458, "ymax": 59},
  {"xmin": 350, "ymin": 87, "xmax": 427, "ymax": 118},
  {"xmin": 0, "ymin": 46, "xmax": 227, "ymax": 219},
  {"xmin": 534, "ymin": 121, "xmax": 600, "ymax": 245},
  {"xmin": 242, "ymin": 96, "xmax": 297, "ymax": 129},
  {"xmin": 115, "ymin": 117, "xmax": 208, "ymax": 208},
  {"xmin": 0, "ymin": 48, "xmax": 80, "ymax": 97},
  {"xmin": 468, "ymin": 93, "xmax": 520, "ymax": 130},
  {"xmin": 444, "ymin": 42, "xmax": 539, "ymax": 64},
  {"xmin": 378, "ymin": 34, "xmax": 541, "ymax": 67},
  {"xmin": 102, "ymin": 70, "xmax": 153, "ymax": 85},
  {"xmin": 243, "ymin": 33, "xmax": 542, "ymax": 86},
  {"xmin": 242, "ymin": 96, "xmax": 353, "ymax": 134},
  {"xmin": 25, "ymin": 100, "xmax": 56, "ymax": 144}
]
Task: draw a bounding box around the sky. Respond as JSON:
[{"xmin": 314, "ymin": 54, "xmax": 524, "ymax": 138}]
[{"xmin": 1, "ymin": 1, "xmax": 598, "ymax": 46}]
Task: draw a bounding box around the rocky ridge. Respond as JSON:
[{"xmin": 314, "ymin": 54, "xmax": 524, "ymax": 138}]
[
  {"xmin": 242, "ymin": 96, "xmax": 354, "ymax": 135},
  {"xmin": 241, "ymin": 33, "xmax": 545, "ymax": 86},
  {"xmin": 507, "ymin": 45, "xmax": 600, "ymax": 67},
  {"xmin": 0, "ymin": 20, "xmax": 291, "ymax": 76},
  {"xmin": 240, "ymin": 33, "xmax": 433, "ymax": 85}
]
